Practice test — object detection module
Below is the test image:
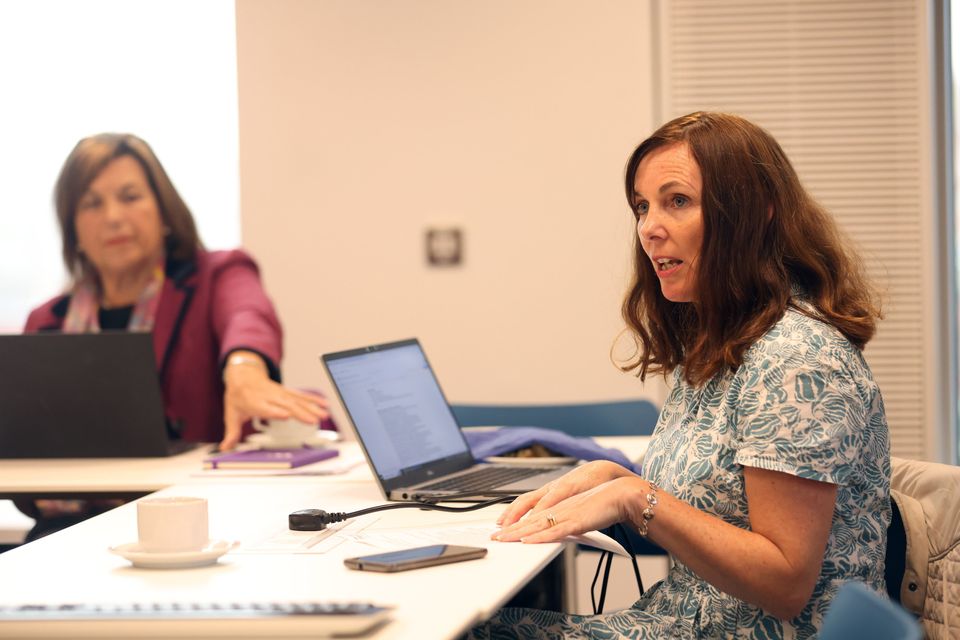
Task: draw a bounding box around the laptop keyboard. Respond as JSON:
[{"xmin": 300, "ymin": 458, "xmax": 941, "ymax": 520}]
[{"xmin": 417, "ymin": 465, "xmax": 550, "ymax": 493}]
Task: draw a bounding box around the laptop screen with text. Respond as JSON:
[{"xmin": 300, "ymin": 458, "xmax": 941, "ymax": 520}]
[{"xmin": 324, "ymin": 340, "xmax": 470, "ymax": 481}]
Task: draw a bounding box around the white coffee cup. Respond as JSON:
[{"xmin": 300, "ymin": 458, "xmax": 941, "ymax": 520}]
[
  {"xmin": 137, "ymin": 496, "xmax": 208, "ymax": 553},
  {"xmin": 253, "ymin": 419, "xmax": 318, "ymax": 447}
]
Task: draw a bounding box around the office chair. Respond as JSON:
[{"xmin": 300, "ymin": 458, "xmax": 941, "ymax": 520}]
[
  {"xmin": 819, "ymin": 582, "xmax": 922, "ymax": 640},
  {"xmin": 887, "ymin": 456, "xmax": 960, "ymax": 637},
  {"xmin": 450, "ymin": 399, "xmax": 659, "ymax": 437}
]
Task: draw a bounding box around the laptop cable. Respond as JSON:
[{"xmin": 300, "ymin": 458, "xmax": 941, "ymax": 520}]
[
  {"xmin": 288, "ymin": 495, "xmax": 518, "ymax": 531},
  {"xmin": 590, "ymin": 522, "xmax": 645, "ymax": 614}
]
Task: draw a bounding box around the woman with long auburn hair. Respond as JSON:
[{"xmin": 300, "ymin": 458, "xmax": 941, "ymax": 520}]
[{"xmin": 469, "ymin": 112, "xmax": 889, "ymax": 639}]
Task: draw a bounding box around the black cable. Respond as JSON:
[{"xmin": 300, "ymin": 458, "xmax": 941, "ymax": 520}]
[
  {"xmin": 614, "ymin": 522, "xmax": 645, "ymax": 596},
  {"xmin": 288, "ymin": 495, "xmax": 516, "ymax": 531},
  {"xmin": 589, "ymin": 523, "xmax": 647, "ymax": 615},
  {"xmin": 590, "ymin": 550, "xmax": 608, "ymax": 615},
  {"xmin": 596, "ymin": 550, "xmax": 614, "ymax": 613}
]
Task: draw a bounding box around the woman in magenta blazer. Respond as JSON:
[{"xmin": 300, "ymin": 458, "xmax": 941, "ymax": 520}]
[
  {"xmin": 25, "ymin": 133, "xmax": 327, "ymax": 451},
  {"xmin": 19, "ymin": 133, "xmax": 328, "ymax": 540}
]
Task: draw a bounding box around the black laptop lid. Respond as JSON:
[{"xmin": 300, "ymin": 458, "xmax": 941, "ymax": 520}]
[
  {"xmin": 322, "ymin": 339, "xmax": 476, "ymax": 493},
  {"xmin": 0, "ymin": 332, "xmax": 177, "ymax": 458}
]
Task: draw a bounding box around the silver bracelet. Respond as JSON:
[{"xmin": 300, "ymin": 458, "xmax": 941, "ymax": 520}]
[{"xmin": 637, "ymin": 481, "xmax": 659, "ymax": 537}]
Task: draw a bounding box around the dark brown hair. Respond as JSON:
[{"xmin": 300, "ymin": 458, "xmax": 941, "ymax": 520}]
[
  {"xmin": 54, "ymin": 133, "xmax": 203, "ymax": 279},
  {"xmin": 621, "ymin": 112, "xmax": 880, "ymax": 386}
]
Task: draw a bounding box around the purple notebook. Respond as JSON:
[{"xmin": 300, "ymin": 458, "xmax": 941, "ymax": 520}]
[{"xmin": 203, "ymin": 447, "xmax": 339, "ymax": 469}]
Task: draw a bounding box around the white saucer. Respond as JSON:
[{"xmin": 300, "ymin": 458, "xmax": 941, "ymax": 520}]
[
  {"xmin": 109, "ymin": 540, "xmax": 238, "ymax": 569},
  {"xmin": 487, "ymin": 455, "xmax": 577, "ymax": 466},
  {"xmin": 246, "ymin": 432, "xmax": 338, "ymax": 449}
]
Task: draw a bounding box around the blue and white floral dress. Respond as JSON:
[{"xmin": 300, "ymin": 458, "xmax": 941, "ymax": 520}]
[{"xmin": 469, "ymin": 308, "xmax": 890, "ymax": 639}]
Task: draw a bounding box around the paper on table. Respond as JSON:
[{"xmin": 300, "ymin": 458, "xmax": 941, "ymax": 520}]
[
  {"xmin": 568, "ymin": 530, "xmax": 630, "ymax": 557},
  {"xmin": 234, "ymin": 516, "xmax": 628, "ymax": 557},
  {"xmin": 347, "ymin": 520, "xmax": 497, "ymax": 551},
  {"xmin": 235, "ymin": 516, "xmax": 377, "ymax": 554},
  {"xmin": 351, "ymin": 524, "xmax": 629, "ymax": 556}
]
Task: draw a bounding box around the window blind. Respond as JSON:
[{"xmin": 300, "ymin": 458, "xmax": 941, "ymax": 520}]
[{"xmin": 657, "ymin": 0, "xmax": 940, "ymax": 459}]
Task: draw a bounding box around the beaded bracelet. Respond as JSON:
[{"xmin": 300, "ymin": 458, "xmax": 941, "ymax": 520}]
[{"xmin": 637, "ymin": 481, "xmax": 660, "ymax": 537}]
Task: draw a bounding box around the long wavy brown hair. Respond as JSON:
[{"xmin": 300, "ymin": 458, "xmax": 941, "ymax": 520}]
[
  {"xmin": 620, "ymin": 112, "xmax": 881, "ymax": 386},
  {"xmin": 54, "ymin": 133, "xmax": 203, "ymax": 281}
]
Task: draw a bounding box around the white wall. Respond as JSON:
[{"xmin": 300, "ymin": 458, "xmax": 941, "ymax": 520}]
[
  {"xmin": 0, "ymin": 0, "xmax": 240, "ymax": 332},
  {"xmin": 235, "ymin": 0, "xmax": 666, "ymax": 414}
]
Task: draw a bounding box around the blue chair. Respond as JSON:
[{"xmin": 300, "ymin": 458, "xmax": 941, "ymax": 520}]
[
  {"xmin": 819, "ymin": 582, "xmax": 922, "ymax": 640},
  {"xmin": 450, "ymin": 399, "xmax": 659, "ymax": 437}
]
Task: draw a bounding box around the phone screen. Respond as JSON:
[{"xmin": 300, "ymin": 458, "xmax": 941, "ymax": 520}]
[{"xmin": 344, "ymin": 544, "xmax": 487, "ymax": 572}]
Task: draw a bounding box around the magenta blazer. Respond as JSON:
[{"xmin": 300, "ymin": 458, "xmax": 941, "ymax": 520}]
[{"xmin": 24, "ymin": 250, "xmax": 283, "ymax": 443}]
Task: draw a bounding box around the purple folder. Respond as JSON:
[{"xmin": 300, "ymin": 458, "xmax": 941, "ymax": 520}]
[{"xmin": 204, "ymin": 447, "xmax": 339, "ymax": 469}]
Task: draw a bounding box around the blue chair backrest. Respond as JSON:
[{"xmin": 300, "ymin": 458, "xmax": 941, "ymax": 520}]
[
  {"xmin": 819, "ymin": 582, "xmax": 922, "ymax": 640},
  {"xmin": 450, "ymin": 399, "xmax": 659, "ymax": 437}
]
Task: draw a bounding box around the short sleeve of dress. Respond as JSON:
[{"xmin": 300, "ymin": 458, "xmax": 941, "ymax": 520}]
[{"xmin": 730, "ymin": 310, "xmax": 873, "ymax": 487}]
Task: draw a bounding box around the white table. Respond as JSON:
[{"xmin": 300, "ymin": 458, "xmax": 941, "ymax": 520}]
[
  {"xmin": 0, "ymin": 479, "xmax": 562, "ymax": 639},
  {"xmin": 0, "ymin": 446, "xmax": 214, "ymax": 499},
  {"xmin": 0, "ymin": 437, "xmax": 649, "ymax": 497},
  {"xmin": 0, "ymin": 436, "xmax": 651, "ymax": 637},
  {"xmin": 0, "ymin": 441, "xmax": 367, "ymax": 545},
  {"xmin": 0, "ymin": 441, "xmax": 381, "ymax": 498}
]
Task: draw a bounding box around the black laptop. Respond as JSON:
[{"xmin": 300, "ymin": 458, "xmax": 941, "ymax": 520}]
[
  {"xmin": 0, "ymin": 332, "xmax": 196, "ymax": 458},
  {"xmin": 322, "ymin": 339, "xmax": 575, "ymax": 501}
]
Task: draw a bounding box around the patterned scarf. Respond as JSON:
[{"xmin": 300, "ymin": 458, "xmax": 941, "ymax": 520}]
[
  {"xmin": 62, "ymin": 261, "xmax": 165, "ymax": 333},
  {"xmin": 35, "ymin": 260, "xmax": 166, "ymax": 520}
]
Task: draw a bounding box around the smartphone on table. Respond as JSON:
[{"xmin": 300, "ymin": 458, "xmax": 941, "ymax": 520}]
[{"xmin": 343, "ymin": 544, "xmax": 487, "ymax": 572}]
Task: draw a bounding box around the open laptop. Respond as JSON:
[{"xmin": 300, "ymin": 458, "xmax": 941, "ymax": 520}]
[
  {"xmin": 0, "ymin": 332, "xmax": 197, "ymax": 458},
  {"xmin": 322, "ymin": 338, "xmax": 575, "ymax": 501}
]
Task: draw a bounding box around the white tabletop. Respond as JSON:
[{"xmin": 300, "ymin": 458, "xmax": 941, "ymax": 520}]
[
  {"xmin": 0, "ymin": 480, "xmax": 562, "ymax": 639},
  {"xmin": 0, "ymin": 446, "xmax": 213, "ymax": 496},
  {"xmin": 0, "ymin": 442, "xmax": 373, "ymax": 497},
  {"xmin": 0, "ymin": 435, "xmax": 651, "ymax": 638},
  {"xmin": 0, "ymin": 436, "xmax": 649, "ymax": 497}
]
